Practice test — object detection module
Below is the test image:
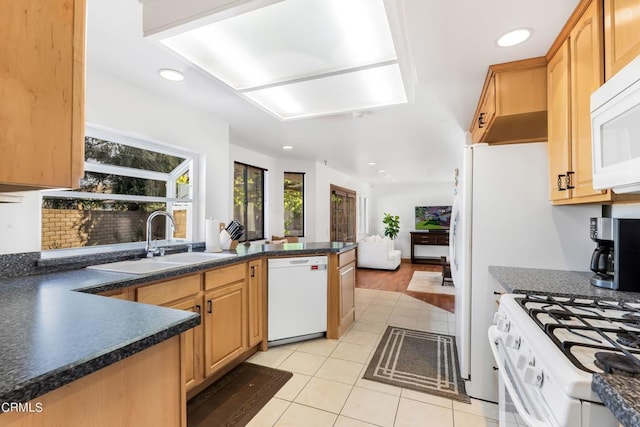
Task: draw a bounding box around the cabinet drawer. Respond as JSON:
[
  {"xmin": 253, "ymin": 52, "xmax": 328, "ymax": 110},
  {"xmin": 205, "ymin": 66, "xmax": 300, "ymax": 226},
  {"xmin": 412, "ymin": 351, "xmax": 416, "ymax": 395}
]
[
  {"xmin": 339, "ymin": 250, "xmax": 356, "ymax": 267},
  {"xmin": 413, "ymin": 234, "xmax": 434, "ymax": 244},
  {"xmin": 434, "ymin": 235, "xmax": 449, "ymax": 245},
  {"xmin": 137, "ymin": 274, "xmax": 201, "ymax": 306},
  {"xmin": 205, "ymin": 263, "xmax": 246, "ymax": 290}
]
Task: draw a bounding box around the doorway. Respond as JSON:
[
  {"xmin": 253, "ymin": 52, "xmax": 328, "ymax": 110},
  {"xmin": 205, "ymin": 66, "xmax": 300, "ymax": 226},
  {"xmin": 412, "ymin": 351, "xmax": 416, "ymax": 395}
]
[{"xmin": 330, "ymin": 184, "xmax": 356, "ymax": 242}]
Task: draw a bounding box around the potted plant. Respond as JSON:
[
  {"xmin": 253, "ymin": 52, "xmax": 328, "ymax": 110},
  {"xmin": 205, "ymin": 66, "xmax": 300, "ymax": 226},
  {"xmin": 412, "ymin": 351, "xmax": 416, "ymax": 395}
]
[{"xmin": 383, "ymin": 212, "xmax": 400, "ymax": 239}]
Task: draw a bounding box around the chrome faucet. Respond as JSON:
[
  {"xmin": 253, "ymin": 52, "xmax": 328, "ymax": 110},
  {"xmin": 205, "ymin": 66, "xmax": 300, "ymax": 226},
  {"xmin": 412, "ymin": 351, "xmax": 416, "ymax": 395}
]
[{"xmin": 145, "ymin": 210, "xmax": 175, "ymax": 257}]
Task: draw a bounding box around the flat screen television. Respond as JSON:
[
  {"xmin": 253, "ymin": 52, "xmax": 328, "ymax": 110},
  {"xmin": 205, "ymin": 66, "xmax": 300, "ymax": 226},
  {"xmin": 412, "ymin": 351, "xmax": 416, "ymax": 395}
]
[{"xmin": 415, "ymin": 206, "xmax": 452, "ymax": 230}]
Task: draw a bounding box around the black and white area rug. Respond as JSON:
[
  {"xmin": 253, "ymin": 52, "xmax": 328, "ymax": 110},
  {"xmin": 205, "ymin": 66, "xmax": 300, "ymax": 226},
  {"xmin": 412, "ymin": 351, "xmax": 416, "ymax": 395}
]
[{"xmin": 363, "ymin": 326, "xmax": 470, "ymax": 403}]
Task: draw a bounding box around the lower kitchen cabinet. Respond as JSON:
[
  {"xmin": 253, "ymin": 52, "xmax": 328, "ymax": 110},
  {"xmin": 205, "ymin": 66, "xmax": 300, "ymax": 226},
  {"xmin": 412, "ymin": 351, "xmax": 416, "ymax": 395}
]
[
  {"xmin": 327, "ymin": 249, "xmax": 356, "ymax": 339},
  {"xmin": 247, "ymin": 259, "xmax": 265, "ymax": 348},
  {"xmin": 136, "ymin": 274, "xmax": 204, "ymax": 392},
  {"xmin": 170, "ymin": 297, "xmax": 204, "ymax": 391},
  {"xmin": 204, "ymin": 264, "xmax": 247, "ymax": 377},
  {"xmin": 0, "ymin": 337, "xmax": 184, "ymax": 427}
]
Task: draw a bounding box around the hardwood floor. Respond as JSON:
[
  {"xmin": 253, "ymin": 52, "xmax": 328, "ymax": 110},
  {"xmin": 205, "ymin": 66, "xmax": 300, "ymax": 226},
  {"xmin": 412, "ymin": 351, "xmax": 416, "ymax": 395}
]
[{"xmin": 356, "ymin": 261, "xmax": 455, "ymax": 313}]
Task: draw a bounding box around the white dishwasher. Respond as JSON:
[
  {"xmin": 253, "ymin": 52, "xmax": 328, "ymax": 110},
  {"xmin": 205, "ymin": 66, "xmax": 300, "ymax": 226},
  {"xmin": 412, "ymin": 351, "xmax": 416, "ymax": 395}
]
[{"xmin": 268, "ymin": 256, "xmax": 328, "ymax": 345}]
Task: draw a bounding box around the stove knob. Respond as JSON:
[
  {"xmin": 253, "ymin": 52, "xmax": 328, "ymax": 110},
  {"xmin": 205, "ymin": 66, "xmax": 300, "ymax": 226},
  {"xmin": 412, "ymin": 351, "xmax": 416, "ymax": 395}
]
[
  {"xmin": 493, "ymin": 312, "xmax": 505, "ymax": 324},
  {"xmin": 505, "ymin": 334, "xmax": 521, "ymax": 350},
  {"xmin": 523, "ymin": 366, "xmax": 544, "ymax": 387},
  {"xmin": 497, "ymin": 318, "xmax": 511, "ymax": 333},
  {"xmin": 517, "ymin": 354, "xmax": 528, "ymax": 370}
]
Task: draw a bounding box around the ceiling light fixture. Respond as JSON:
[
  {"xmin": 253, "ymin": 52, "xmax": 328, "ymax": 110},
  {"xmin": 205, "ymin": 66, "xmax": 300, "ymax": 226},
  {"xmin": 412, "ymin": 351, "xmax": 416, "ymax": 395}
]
[
  {"xmin": 378, "ymin": 169, "xmax": 385, "ymax": 173},
  {"xmin": 282, "ymin": 145, "xmax": 293, "ymax": 150},
  {"xmin": 496, "ymin": 28, "xmax": 533, "ymax": 47},
  {"xmin": 368, "ymin": 162, "xmax": 377, "ymax": 166},
  {"xmin": 154, "ymin": 0, "xmax": 408, "ymax": 120},
  {"xmin": 158, "ymin": 68, "xmax": 185, "ymax": 81}
]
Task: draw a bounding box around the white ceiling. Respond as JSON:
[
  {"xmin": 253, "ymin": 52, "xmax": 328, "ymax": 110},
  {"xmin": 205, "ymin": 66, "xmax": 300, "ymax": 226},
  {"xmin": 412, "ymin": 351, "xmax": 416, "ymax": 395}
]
[{"xmin": 87, "ymin": 0, "xmax": 580, "ymax": 185}]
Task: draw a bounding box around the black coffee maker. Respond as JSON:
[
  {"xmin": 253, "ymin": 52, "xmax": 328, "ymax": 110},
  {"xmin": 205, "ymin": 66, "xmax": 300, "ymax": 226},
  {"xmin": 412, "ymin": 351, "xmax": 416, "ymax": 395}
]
[{"xmin": 590, "ymin": 217, "xmax": 640, "ymax": 291}]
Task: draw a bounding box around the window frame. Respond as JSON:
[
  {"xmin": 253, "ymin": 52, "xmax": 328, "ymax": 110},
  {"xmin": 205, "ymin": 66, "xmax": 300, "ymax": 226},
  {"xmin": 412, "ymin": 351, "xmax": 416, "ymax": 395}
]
[
  {"xmin": 41, "ymin": 123, "xmax": 199, "ymax": 254},
  {"xmin": 233, "ymin": 161, "xmax": 266, "ymax": 242},
  {"xmin": 283, "ymin": 171, "xmax": 305, "ymax": 237}
]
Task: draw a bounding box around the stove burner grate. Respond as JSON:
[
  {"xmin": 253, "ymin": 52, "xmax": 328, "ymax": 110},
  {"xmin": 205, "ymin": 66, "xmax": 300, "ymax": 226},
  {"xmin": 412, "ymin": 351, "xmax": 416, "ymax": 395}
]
[
  {"xmin": 621, "ymin": 313, "xmax": 640, "ymax": 326},
  {"xmin": 616, "ymin": 332, "xmax": 640, "ymax": 349},
  {"xmin": 594, "ymin": 351, "xmax": 640, "ymax": 375}
]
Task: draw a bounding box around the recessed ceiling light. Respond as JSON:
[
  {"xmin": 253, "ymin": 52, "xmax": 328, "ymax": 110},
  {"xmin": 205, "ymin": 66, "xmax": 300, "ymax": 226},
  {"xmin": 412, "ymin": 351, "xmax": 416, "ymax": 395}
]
[
  {"xmin": 368, "ymin": 162, "xmax": 377, "ymax": 166},
  {"xmin": 378, "ymin": 169, "xmax": 385, "ymax": 173},
  {"xmin": 496, "ymin": 28, "xmax": 533, "ymax": 47},
  {"xmin": 391, "ymin": 179, "xmax": 397, "ymax": 182},
  {"xmin": 158, "ymin": 68, "xmax": 185, "ymax": 81},
  {"xmin": 282, "ymin": 145, "xmax": 293, "ymax": 150}
]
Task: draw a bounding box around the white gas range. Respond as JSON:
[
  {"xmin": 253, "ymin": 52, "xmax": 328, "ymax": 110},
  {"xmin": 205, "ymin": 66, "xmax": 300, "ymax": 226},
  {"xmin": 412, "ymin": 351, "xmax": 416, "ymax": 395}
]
[{"xmin": 489, "ymin": 293, "xmax": 638, "ymax": 427}]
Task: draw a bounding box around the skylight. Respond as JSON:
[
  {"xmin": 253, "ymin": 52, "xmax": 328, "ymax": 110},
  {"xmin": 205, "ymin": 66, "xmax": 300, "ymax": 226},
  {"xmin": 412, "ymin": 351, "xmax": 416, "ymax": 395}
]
[{"xmin": 151, "ymin": 0, "xmax": 408, "ymax": 120}]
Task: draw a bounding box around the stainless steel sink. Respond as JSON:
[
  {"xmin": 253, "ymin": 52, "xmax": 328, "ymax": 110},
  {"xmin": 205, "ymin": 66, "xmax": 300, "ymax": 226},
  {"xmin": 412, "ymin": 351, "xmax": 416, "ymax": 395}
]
[
  {"xmin": 86, "ymin": 259, "xmax": 185, "ymax": 275},
  {"xmin": 86, "ymin": 251, "xmax": 237, "ymax": 275},
  {"xmin": 158, "ymin": 252, "xmax": 237, "ymax": 264}
]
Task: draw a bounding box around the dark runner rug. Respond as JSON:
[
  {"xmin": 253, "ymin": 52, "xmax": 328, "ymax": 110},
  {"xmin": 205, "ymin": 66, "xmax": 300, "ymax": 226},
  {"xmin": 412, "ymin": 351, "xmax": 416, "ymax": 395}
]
[
  {"xmin": 363, "ymin": 326, "xmax": 470, "ymax": 403},
  {"xmin": 187, "ymin": 362, "xmax": 293, "ymax": 427}
]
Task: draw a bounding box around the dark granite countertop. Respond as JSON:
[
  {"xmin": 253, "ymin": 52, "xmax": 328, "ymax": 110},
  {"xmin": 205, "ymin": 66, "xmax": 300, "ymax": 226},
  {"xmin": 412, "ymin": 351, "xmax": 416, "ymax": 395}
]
[
  {"xmin": 0, "ymin": 241, "xmax": 356, "ymax": 406},
  {"xmin": 489, "ymin": 265, "xmax": 640, "ymax": 426},
  {"xmin": 592, "ymin": 374, "xmax": 640, "ymax": 427},
  {"xmin": 488, "ymin": 266, "xmax": 640, "ymax": 301}
]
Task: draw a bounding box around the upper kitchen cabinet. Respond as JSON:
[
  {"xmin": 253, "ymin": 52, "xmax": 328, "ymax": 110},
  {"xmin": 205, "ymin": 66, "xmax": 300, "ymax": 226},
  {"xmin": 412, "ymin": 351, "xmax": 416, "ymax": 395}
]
[
  {"xmin": 469, "ymin": 57, "xmax": 548, "ymax": 144},
  {"xmin": 604, "ymin": 0, "xmax": 640, "ymax": 80},
  {"xmin": 0, "ymin": 0, "xmax": 85, "ymax": 192},
  {"xmin": 546, "ymin": 0, "xmax": 640, "ymax": 204}
]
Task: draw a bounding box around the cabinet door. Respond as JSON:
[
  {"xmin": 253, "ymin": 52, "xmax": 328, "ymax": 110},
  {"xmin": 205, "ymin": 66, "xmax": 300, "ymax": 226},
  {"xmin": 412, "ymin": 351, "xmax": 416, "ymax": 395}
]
[
  {"xmin": 0, "ymin": 0, "xmax": 85, "ymax": 191},
  {"xmin": 547, "ymin": 39, "xmax": 573, "ymax": 202},
  {"xmin": 339, "ymin": 263, "xmax": 355, "ymax": 325},
  {"xmin": 604, "ymin": 0, "xmax": 640, "ymax": 80},
  {"xmin": 472, "ymin": 76, "xmax": 496, "ymax": 142},
  {"xmin": 570, "ymin": 0, "xmax": 606, "ymax": 199},
  {"xmin": 204, "ymin": 281, "xmax": 247, "ymax": 376},
  {"xmin": 169, "ymin": 296, "xmax": 204, "ymax": 392},
  {"xmin": 247, "ymin": 259, "xmax": 264, "ymax": 348}
]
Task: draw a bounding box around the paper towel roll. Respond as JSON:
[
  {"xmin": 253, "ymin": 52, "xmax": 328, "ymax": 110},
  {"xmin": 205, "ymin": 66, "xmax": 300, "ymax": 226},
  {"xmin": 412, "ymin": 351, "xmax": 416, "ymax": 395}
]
[{"xmin": 205, "ymin": 219, "xmax": 222, "ymax": 252}]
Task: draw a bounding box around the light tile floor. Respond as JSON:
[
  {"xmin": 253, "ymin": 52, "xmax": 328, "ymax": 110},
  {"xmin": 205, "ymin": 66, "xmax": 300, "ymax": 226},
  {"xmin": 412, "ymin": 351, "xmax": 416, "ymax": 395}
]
[{"xmin": 246, "ymin": 288, "xmax": 499, "ymax": 427}]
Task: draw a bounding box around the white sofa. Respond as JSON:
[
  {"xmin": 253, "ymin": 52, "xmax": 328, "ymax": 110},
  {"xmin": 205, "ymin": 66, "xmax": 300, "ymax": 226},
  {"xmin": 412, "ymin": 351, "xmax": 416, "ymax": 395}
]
[{"xmin": 357, "ymin": 235, "xmax": 402, "ymax": 270}]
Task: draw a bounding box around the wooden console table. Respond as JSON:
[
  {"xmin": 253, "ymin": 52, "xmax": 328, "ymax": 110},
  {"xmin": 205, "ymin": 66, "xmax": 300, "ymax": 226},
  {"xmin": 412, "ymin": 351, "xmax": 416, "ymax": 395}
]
[{"xmin": 410, "ymin": 231, "xmax": 450, "ymax": 264}]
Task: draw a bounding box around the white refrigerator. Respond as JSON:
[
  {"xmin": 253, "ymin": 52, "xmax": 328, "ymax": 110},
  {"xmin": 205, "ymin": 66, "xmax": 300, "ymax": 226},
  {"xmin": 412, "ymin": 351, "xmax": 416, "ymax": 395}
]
[{"xmin": 449, "ymin": 142, "xmax": 600, "ymax": 402}]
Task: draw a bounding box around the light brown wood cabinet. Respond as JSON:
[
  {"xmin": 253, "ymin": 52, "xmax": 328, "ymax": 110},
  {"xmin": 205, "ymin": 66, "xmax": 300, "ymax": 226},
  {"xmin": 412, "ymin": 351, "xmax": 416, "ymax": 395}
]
[
  {"xmin": 470, "ymin": 58, "xmax": 548, "ymax": 144},
  {"xmin": 545, "ymin": 0, "xmax": 640, "ymax": 205},
  {"xmin": 0, "ymin": 337, "xmax": 185, "ymax": 427},
  {"xmin": 327, "ymin": 249, "xmax": 356, "ymax": 339},
  {"xmin": 136, "ymin": 274, "xmax": 204, "ymax": 392},
  {"xmin": 247, "ymin": 259, "xmax": 265, "ymax": 348},
  {"xmin": 203, "ymin": 264, "xmax": 247, "ymax": 377},
  {"xmin": 0, "ymin": 0, "xmax": 85, "ymax": 192},
  {"xmin": 604, "ymin": 0, "xmax": 640, "ymax": 80}
]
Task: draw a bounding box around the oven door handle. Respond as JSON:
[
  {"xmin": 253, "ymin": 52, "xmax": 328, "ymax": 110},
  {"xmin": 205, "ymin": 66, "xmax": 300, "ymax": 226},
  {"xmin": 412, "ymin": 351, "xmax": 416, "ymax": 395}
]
[{"xmin": 488, "ymin": 327, "xmax": 551, "ymax": 427}]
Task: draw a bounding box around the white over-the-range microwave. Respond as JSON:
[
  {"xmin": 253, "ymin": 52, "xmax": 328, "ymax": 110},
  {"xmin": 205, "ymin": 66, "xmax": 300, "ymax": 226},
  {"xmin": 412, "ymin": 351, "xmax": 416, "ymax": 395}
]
[{"xmin": 591, "ymin": 54, "xmax": 640, "ymax": 194}]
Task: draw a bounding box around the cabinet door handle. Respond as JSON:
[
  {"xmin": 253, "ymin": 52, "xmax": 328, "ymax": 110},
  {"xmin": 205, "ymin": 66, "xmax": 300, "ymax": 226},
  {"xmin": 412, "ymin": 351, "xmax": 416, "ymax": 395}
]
[
  {"xmin": 207, "ymin": 300, "xmax": 212, "ymax": 314},
  {"xmin": 250, "ymin": 265, "xmax": 255, "ymax": 277},
  {"xmin": 557, "ymin": 174, "xmax": 566, "ymax": 191},
  {"xmin": 565, "ymin": 171, "xmax": 575, "ymax": 189},
  {"xmin": 493, "ymin": 291, "xmax": 504, "ymax": 296},
  {"xmin": 195, "ymin": 304, "xmax": 201, "ymax": 314},
  {"xmin": 478, "ymin": 112, "xmax": 486, "ymax": 128}
]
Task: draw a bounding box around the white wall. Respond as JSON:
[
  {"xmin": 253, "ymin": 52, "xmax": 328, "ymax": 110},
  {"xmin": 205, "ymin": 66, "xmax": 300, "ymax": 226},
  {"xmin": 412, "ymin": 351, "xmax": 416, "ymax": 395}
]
[
  {"xmin": 0, "ymin": 67, "xmax": 231, "ymax": 255},
  {"xmin": 370, "ymin": 181, "xmax": 454, "ymax": 258},
  {"xmin": 611, "ymin": 203, "xmax": 640, "ymax": 218},
  {"xmin": 314, "ymin": 162, "xmax": 372, "ymax": 242},
  {"xmin": 0, "ymin": 191, "xmax": 43, "ymax": 254},
  {"xmin": 87, "ymin": 68, "xmax": 230, "ymax": 241},
  {"xmin": 229, "ymin": 146, "xmax": 372, "ymax": 242}
]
